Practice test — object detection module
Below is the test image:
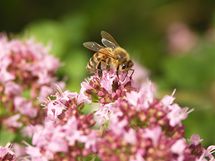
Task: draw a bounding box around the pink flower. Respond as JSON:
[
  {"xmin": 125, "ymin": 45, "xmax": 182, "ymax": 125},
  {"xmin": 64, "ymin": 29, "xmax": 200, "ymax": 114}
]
[
  {"xmin": 110, "ymin": 118, "xmax": 128, "ymax": 135},
  {"xmin": 29, "ymin": 121, "xmax": 68, "ymax": 158},
  {"xmin": 81, "ymin": 70, "xmax": 133, "ymax": 104},
  {"xmin": 3, "ymin": 114, "xmax": 22, "ymax": 128},
  {"xmin": 126, "ymin": 91, "xmax": 139, "ymax": 106},
  {"xmin": 84, "ymin": 131, "xmax": 97, "ymax": 151},
  {"xmin": 198, "ymin": 145, "xmax": 215, "ymax": 161},
  {"xmin": 14, "ymin": 97, "xmax": 38, "ymax": 118},
  {"xmin": 171, "ymin": 139, "xmax": 186, "ymax": 160},
  {"xmin": 144, "ymin": 126, "xmax": 161, "ymax": 146},
  {"xmin": 63, "ymin": 117, "xmax": 87, "ymax": 146},
  {"xmin": 26, "ymin": 146, "xmax": 48, "ymax": 161},
  {"xmin": 94, "ymin": 103, "xmax": 115, "ymax": 126},
  {"xmin": 189, "ymin": 134, "xmax": 203, "ymax": 146},
  {"xmin": 0, "ymin": 69, "xmax": 14, "ymax": 83},
  {"xmin": 38, "ymin": 86, "xmax": 53, "ymax": 102},
  {"xmin": 0, "ymin": 56, "xmax": 14, "ymax": 83},
  {"xmin": 132, "ymin": 61, "xmax": 149, "ymax": 86},
  {"xmin": 47, "ymin": 130, "xmax": 68, "ymax": 153},
  {"xmin": 167, "ymin": 22, "xmax": 197, "ymax": 54},
  {"xmin": 126, "ymin": 81, "xmax": 155, "ymax": 110},
  {"xmin": 22, "ymin": 125, "xmax": 43, "ymax": 137},
  {"xmin": 4, "ymin": 82, "xmax": 22, "ymax": 96},
  {"xmin": 133, "ymin": 152, "xmax": 145, "ymax": 161},
  {"xmin": 80, "ymin": 80, "xmax": 91, "ymax": 93},
  {"xmin": 47, "ymin": 100, "xmax": 66, "ymax": 119},
  {"xmin": 160, "ymin": 90, "xmax": 176, "ymax": 107},
  {"xmin": 167, "ymin": 104, "xmax": 193, "ymax": 126},
  {"xmin": 30, "ymin": 126, "xmax": 48, "ymax": 150},
  {"xmin": 0, "ymin": 35, "xmax": 61, "ymax": 133},
  {"xmin": 37, "ymin": 71, "xmax": 53, "ymax": 85},
  {"xmin": 57, "ymin": 90, "xmax": 78, "ymax": 103},
  {"xmin": 0, "ymin": 148, "xmax": 9, "ymax": 158},
  {"xmin": 0, "ymin": 143, "xmax": 15, "ymax": 161},
  {"xmin": 123, "ymin": 129, "xmax": 137, "ymax": 145},
  {"xmin": 13, "ymin": 144, "xmax": 25, "ymax": 157},
  {"xmin": 77, "ymin": 91, "xmax": 92, "ymax": 104},
  {"xmin": 171, "ymin": 138, "xmax": 186, "ymax": 154},
  {"xmin": 100, "ymin": 71, "xmax": 116, "ymax": 93},
  {"xmin": 42, "ymin": 55, "xmax": 60, "ymax": 72}
]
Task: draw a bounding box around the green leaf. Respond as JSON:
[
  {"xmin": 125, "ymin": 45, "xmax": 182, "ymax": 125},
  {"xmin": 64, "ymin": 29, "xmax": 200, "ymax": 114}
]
[
  {"xmin": 0, "ymin": 128, "xmax": 16, "ymax": 145},
  {"xmin": 22, "ymin": 20, "xmax": 68, "ymax": 56}
]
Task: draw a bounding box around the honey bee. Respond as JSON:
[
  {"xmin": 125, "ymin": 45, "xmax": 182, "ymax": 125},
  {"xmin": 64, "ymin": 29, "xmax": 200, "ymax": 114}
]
[{"xmin": 83, "ymin": 31, "xmax": 134, "ymax": 78}]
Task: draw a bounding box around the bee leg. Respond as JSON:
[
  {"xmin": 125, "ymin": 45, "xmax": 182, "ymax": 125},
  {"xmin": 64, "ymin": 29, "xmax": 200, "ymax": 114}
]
[
  {"xmin": 116, "ymin": 65, "xmax": 119, "ymax": 78},
  {"xmin": 122, "ymin": 71, "xmax": 128, "ymax": 81},
  {"xmin": 97, "ymin": 61, "xmax": 103, "ymax": 77},
  {"xmin": 129, "ymin": 69, "xmax": 134, "ymax": 79},
  {"xmin": 106, "ymin": 58, "xmax": 111, "ymax": 71}
]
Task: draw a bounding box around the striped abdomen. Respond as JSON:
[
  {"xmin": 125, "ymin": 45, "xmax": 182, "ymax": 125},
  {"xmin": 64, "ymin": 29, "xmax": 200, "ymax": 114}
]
[{"xmin": 86, "ymin": 52, "xmax": 108, "ymax": 73}]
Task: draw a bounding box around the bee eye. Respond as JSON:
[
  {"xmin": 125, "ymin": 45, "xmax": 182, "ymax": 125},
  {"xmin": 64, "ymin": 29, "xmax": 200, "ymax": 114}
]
[{"xmin": 122, "ymin": 64, "xmax": 126, "ymax": 69}]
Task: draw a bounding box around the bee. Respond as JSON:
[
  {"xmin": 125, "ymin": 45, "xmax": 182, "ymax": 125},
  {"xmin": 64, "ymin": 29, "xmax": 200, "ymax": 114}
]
[{"xmin": 83, "ymin": 31, "xmax": 134, "ymax": 78}]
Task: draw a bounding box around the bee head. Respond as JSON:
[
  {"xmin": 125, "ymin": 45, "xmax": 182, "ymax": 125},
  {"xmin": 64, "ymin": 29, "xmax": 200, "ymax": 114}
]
[{"xmin": 120, "ymin": 60, "xmax": 134, "ymax": 71}]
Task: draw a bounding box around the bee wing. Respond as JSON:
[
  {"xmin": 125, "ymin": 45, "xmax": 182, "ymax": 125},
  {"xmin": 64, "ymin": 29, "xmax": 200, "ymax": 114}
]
[
  {"xmin": 101, "ymin": 31, "xmax": 119, "ymax": 49},
  {"xmin": 83, "ymin": 42, "xmax": 104, "ymax": 52},
  {"xmin": 101, "ymin": 39, "xmax": 117, "ymax": 49}
]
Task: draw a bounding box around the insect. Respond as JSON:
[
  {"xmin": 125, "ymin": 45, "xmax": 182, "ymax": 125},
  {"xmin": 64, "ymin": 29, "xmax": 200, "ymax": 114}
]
[{"xmin": 83, "ymin": 31, "xmax": 134, "ymax": 78}]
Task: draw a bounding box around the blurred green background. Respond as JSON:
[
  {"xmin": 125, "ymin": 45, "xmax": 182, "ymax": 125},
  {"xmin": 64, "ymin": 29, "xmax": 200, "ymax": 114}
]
[{"xmin": 0, "ymin": 0, "xmax": 215, "ymax": 146}]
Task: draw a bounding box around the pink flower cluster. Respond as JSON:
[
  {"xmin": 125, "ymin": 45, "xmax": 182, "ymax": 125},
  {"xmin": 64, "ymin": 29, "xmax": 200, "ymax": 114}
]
[
  {"xmin": 0, "ymin": 35, "xmax": 61, "ymax": 130},
  {"xmin": 24, "ymin": 70, "xmax": 214, "ymax": 161},
  {"xmin": 0, "ymin": 143, "xmax": 16, "ymax": 161},
  {"xmin": 25, "ymin": 89, "xmax": 97, "ymax": 161},
  {"xmin": 0, "ymin": 36, "xmax": 214, "ymax": 161},
  {"xmin": 167, "ymin": 22, "xmax": 197, "ymax": 54}
]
